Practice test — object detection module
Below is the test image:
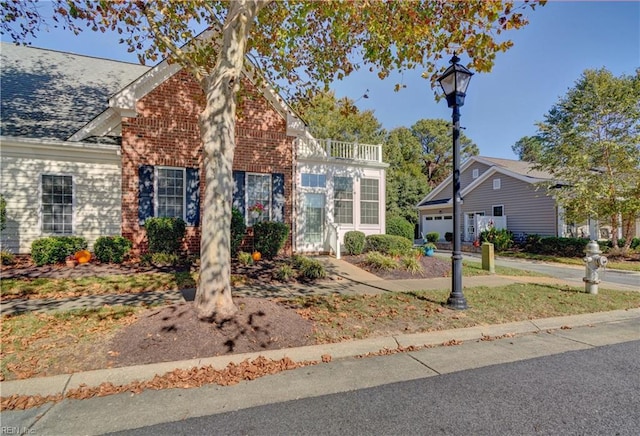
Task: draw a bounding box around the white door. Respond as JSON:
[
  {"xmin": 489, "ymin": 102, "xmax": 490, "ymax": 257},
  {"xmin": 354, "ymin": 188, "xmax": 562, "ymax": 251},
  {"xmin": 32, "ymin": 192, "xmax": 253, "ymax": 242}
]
[
  {"xmin": 465, "ymin": 211, "xmax": 485, "ymax": 241},
  {"xmin": 302, "ymin": 193, "xmax": 325, "ymax": 251}
]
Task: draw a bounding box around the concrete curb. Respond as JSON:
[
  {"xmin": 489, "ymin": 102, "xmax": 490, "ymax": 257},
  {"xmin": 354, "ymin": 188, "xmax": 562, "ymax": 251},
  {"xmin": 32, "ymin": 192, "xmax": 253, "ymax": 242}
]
[{"xmin": 3, "ymin": 307, "xmax": 638, "ymax": 398}]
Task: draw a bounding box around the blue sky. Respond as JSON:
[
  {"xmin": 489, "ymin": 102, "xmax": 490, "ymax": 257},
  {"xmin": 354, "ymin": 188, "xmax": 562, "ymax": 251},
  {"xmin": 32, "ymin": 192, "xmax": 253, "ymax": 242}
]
[{"xmin": 3, "ymin": 1, "xmax": 638, "ymax": 159}]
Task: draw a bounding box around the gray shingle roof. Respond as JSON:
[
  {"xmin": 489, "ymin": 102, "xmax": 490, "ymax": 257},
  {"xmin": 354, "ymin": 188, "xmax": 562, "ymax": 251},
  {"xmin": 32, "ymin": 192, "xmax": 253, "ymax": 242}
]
[
  {"xmin": 478, "ymin": 156, "xmax": 553, "ymax": 180},
  {"xmin": 1, "ymin": 42, "xmax": 149, "ymax": 141}
]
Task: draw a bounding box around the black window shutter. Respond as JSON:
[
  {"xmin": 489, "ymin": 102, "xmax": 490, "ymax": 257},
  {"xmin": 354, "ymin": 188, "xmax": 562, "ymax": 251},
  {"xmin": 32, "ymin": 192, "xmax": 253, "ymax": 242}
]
[
  {"xmin": 233, "ymin": 171, "xmax": 246, "ymax": 215},
  {"xmin": 138, "ymin": 165, "xmax": 154, "ymax": 225},
  {"xmin": 185, "ymin": 168, "xmax": 200, "ymax": 226},
  {"xmin": 272, "ymin": 173, "xmax": 285, "ymax": 223}
]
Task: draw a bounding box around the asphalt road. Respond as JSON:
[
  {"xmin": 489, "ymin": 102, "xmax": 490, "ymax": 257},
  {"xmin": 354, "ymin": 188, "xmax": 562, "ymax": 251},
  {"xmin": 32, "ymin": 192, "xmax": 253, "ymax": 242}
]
[
  {"xmin": 462, "ymin": 253, "xmax": 640, "ymax": 290},
  {"xmin": 109, "ymin": 340, "xmax": 640, "ymax": 436}
]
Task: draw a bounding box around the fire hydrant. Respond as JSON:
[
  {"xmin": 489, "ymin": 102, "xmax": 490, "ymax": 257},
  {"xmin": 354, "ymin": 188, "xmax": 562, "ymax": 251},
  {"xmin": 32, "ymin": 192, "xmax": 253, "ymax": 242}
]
[{"xmin": 583, "ymin": 240, "xmax": 607, "ymax": 295}]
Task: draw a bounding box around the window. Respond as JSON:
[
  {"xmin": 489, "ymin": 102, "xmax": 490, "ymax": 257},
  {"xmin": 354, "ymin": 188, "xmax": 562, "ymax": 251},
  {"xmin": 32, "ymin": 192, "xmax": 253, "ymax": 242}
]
[
  {"xmin": 246, "ymin": 173, "xmax": 271, "ymax": 226},
  {"xmin": 360, "ymin": 178, "xmax": 379, "ymax": 225},
  {"xmin": 138, "ymin": 165, "xmax": 200, "ymax": 226},
  {"xmin": 41, "ymin": 174, "xmax": 73, "ymax": 234},
  {"xmin": 156, "ymin": 167, "xmax": 185, "ymax": 219},
  {"xmin": 492, "ymin": 205, "xmax": 504, "ymax": 217},
  {"xmin": 472, "ymin": 169, "xmax": 479, "ymax": 179},
  {"xmin": 334, "ymin": 176, "xmax": 353, "ymax": 224},
  {"xmin": 301, "ymin": 173, "xmax": 326, "ymax": 188},
  {"xmin": 493, "ymin": 178, "xmax": 501, "ymax": 190}
]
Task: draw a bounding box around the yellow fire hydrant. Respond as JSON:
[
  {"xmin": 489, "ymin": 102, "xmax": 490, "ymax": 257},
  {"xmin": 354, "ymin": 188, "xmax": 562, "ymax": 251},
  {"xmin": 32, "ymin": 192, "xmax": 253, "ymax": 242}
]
[{"xmin": 583, "ymin": 240, "xmax": 608, "ymax": 295}]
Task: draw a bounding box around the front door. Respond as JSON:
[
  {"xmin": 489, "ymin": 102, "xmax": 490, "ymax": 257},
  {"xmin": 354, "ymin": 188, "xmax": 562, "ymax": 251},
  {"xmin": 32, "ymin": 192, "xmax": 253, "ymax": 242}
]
[
  {"xmin": 302, "ymin": 193, "xmax": 325, "ymax": 251},
  {"xmin": 465, "ymin": 211, "xmax": 485, "ymax": 242}
]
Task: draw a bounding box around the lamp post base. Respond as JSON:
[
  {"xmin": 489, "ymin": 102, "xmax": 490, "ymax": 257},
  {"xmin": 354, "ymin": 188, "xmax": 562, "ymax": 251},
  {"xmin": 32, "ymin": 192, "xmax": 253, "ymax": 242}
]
[{"xmin": 446, "ymin": 295, "xmax": 468, "ymax": 310}]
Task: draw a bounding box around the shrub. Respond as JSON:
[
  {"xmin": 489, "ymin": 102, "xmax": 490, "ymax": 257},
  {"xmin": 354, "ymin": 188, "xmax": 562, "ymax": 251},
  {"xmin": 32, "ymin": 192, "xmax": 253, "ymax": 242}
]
[
  {"xmin": 1, "ymin": 250, "xmax": 15, "ymax": 265},
  {"xmin": 0, "ymin": 194, "xmax": 6, "ymax": 231},
  {"xmin": 631, "ymin": 237, "xmax": 640, "ymax": 251},
  {"xmin": 479, "ymin": 228, "xmax": 513, "ymax": 252},
  {"xmin": 444, "ymin": 232, "xmax": 453, "ymax": 242},
  {"xmin": 231, "ymin": 207, "xmax": 246, "ymax": 256},
  {"xmin": 31, "ymin": 236, "xmax": 88, "ymax": 266},
  {"xmin": 363, "ymin": 251, "xmax": 399, "ymax": 271},
  {"xmin": 524, "ymin": 237, "xmax": 590, "ymax": 257},
  {"xmin": 344, "ymin": 231, "xmax": 366, "ymax": 255},
  {"xmin": 275, "ymin": 264, "xmax": 296, "ymax": 281},
  {"xmin": 292, "ymin": 255, "xmax": 326, "ymax": 280},
  {"xmin": 93, "ymin": 236, "xmax": 132, "ymax": 264},
  {"xmin": 253, "ymin": 221, "xmax": 289, "ymax": 259},
  {"xmin": 141, "ymin": 252, "xmax": 181, "ymax": 267},
  {"xmin": 365, "ymin": 234, "xmax": 413, "ymax": 255},
  {"xmin": 237, "ymin": 251, "xmax": 254, "ymax": 265},
  {"xmin": 400, "ymin": 255, "xmax": 423, "ymax": 275},
  {"xmin": 424, "ymin": 232, "xmax": 439, "ymax": 243},
  {"xmin": 144, "ymin": 217, "xmax": 186, "ymax": 254},
  {"xmin": 386, "ymin": 215, "xmax": 414, "ymax": 241}
]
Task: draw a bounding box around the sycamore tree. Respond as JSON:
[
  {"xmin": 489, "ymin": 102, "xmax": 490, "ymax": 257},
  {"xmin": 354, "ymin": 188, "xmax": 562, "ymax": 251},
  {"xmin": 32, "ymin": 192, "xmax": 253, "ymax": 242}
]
[
  {"xmin": 534, "ymin": 68, "xmax": 640, "ymax": 251},
  {"xmin": 411, "ymin": 119, "xmax": 478, "ymax": 187},
  {"xmin": 2, "ymin": 0, "xmax": 542, "ymax": 321}
]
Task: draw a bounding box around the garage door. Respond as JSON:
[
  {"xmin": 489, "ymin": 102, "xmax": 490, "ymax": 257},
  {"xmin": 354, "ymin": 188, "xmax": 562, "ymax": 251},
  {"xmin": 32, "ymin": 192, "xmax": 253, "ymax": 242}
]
[{"xmin": 423, "ymin": 215, "xmax": 452, "ymax": 240}]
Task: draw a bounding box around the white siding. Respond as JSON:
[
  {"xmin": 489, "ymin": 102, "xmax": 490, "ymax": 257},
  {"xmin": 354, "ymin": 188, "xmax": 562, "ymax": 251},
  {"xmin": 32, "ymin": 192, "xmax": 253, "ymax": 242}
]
[
  {"xmin": 1, "ymin": 140, "xmax": 121, "ymax": 253},
  {"xmin": 296, "ymin": 161, "xmax": 386, "ymax": 253}
]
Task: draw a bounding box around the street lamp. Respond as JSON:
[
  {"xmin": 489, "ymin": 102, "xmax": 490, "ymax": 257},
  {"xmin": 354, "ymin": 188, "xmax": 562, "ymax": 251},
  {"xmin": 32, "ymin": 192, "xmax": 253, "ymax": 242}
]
[{"xmin": 437, "ymin": 54, "xmax": 473, "ymax": 310}]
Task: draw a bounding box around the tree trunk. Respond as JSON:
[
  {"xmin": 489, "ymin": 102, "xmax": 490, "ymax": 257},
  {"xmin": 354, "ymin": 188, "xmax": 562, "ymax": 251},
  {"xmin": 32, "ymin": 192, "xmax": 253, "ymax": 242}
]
[{"xmin": 194, "ymin": 0, "xmax": 264, "ymax": 322}]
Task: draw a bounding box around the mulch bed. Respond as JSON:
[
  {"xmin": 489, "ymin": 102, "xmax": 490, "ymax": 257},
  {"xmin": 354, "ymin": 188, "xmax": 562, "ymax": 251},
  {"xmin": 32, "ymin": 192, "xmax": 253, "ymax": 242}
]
[
  {"xmin": 110, "ymin": 298, "xmax": 315, "ymax": 367},
  {"xmin": 342, "ymin": 254, "xmax": 452, "ymax": 280}
]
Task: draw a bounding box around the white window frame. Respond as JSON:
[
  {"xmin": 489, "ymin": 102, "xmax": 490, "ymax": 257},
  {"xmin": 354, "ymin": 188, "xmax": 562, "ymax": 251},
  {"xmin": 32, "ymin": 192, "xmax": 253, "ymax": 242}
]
[
  {"xmin": 492, "ymin": 205, "xmax": 504, "ymax": 217},
  {"xmin": 334, "ymin": 176, "xmax": 353, "ymax": 225},
  {"xmin": 360, "ymin": 178, "xmax": 379, "ymax": 225},
  {"xmin": 472, "ymin": 168, "xmax": 479, "ymax": 179},
  {"xmin": 154, "ymin": 166, "xmax": 186, "ymax": 220},
  {"xmin": 301, "ymin": 173, "xmax": 327, "ymax": 188},
  {"xmin": 40, "ymin": 173, "xmax": 74, "ymax": 235},
  {"xmin": 246, "ymin": 172, "xmax": 272, "ymax": 226},
  {"xmin": 493, "ymin": 178, "xmax": 501, "ymax": 190}
]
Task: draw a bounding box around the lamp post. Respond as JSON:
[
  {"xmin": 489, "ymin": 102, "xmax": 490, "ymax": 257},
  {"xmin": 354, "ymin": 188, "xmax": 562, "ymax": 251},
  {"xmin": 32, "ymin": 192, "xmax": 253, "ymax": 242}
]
[{"xmin": 437, "ymin": 54, "xmax": 473, "ymax": 310}]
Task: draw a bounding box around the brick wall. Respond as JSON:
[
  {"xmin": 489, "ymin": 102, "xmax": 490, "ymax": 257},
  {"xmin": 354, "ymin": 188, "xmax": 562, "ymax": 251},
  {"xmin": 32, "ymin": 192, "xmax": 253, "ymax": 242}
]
[{"xmin": 121, "ymin": 69, "xmax": 294, "ymax": 255}]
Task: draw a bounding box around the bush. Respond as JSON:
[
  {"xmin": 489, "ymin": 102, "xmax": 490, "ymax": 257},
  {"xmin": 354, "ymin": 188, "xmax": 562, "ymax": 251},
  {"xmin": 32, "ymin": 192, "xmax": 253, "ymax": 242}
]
[
  {"xmin": 344, "ymin": 231, "xmax": 366, "ymax": 255},
  {"xmin": 141, "ymin": 252, "xmax": 182, "ymax": 267},
  {"xmin": 1, "ymin": 250, "xmax": 15, "ymax": 265},
  {"xmin": 31, "ymin": 236, "xmax": 88, "ymax": 266},
  {"xmin": 444, "ymin": 232, "xmax": 453, "ymax": 242},
  {"xmin": 524, "ymin": 236, "xmax": 590, "ymax": 257},
  {"xmin": 144, "ymin": 217, "xmax": 186, "ymax": 254},
  {"xmin": 231, "ymin": 207, "xmax": 246, "ymax": 256},
  {"xmin": 292, "ymin": 255, "xmax": 326, "ymax": 280},
  {"xmin": 237, "ymin": 251, "xmax": 254, "ymax": 265},
  {"xmin": 253, "ymin": 221, "xmax": 289, "ymax": 259},
  {"xmin": 631, "ymin": 237, "xmax": 640, "ymax": 251},
  {"xmin": 424, "ymin": 232, "xmax": 439, "ymax": 243},
  {"xmin": 386, "ymin": 215, "xmax": 414, "ymax": 241},
  {"xmin": 0, "ymin": 194, "xmax": 6, "ymax": 232},
  {"xmin": 275, "ymin": 264, "xmax": 296, "ymax": 281},
  {"xmin": 363, "ymin": 251, "xmax": 399, "ymax": 271},
  {"xmin": 365, "ymin": 234, "xmax": 413, "ymax": 255},
  {"xmin": 400, "ymin": 255, "xmax": 423, "ymax": 275},
  {"xmin": 479, "ymin": 228, "xmax": 513, "ymax": 252},
  {"xmin": 93, "ymin": 236, "xmax": 132, "ymax": 264}
]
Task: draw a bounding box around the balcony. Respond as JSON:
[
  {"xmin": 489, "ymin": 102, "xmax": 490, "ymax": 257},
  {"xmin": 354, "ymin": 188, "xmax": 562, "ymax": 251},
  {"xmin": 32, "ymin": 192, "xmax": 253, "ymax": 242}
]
[{"xmin": 296, "ymin": 137, "xmax": 383, "ymax": 163}]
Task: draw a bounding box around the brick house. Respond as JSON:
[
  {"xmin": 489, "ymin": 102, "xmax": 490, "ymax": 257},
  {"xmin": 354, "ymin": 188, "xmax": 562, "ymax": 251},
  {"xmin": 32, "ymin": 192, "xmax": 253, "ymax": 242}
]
[{"xmin": 0, "ymin": 43, "xmax": 387, "ymax": 256}]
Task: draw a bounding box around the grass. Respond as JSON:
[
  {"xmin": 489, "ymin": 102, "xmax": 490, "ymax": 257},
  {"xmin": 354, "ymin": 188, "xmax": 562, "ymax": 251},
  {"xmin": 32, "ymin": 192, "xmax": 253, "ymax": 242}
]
[
  {"xmin": 286, "ymin": 283, "xmax": 640, "ymax": 344},
  {"xmin": 2, "ymin": 282, "xmax": 639, "ymax": 381},
  {"xmin": 1, "ymin": 271, "xmax": 197, "ymax": 300},
  {"xmin": 498, "ymin": 251, "xmax": 639, "ymax": 272}
]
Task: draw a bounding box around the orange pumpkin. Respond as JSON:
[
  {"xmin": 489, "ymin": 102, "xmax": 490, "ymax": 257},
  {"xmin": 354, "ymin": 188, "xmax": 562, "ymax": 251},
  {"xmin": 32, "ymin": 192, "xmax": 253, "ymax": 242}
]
[
  {"xmin": 74, "ymin": 250, "xmax": 91, "ymax": 264},
  {"xmin": 252, "ymin": 251, "xmax": 262, "ymax": 262}
]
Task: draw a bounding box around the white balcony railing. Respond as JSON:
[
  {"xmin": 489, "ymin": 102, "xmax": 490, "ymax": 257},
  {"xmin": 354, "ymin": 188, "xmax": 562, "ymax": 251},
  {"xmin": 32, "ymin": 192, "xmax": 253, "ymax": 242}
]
[{"xmin": 296, "ymin": 138, "xmax": 382, "ymax": 163}]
